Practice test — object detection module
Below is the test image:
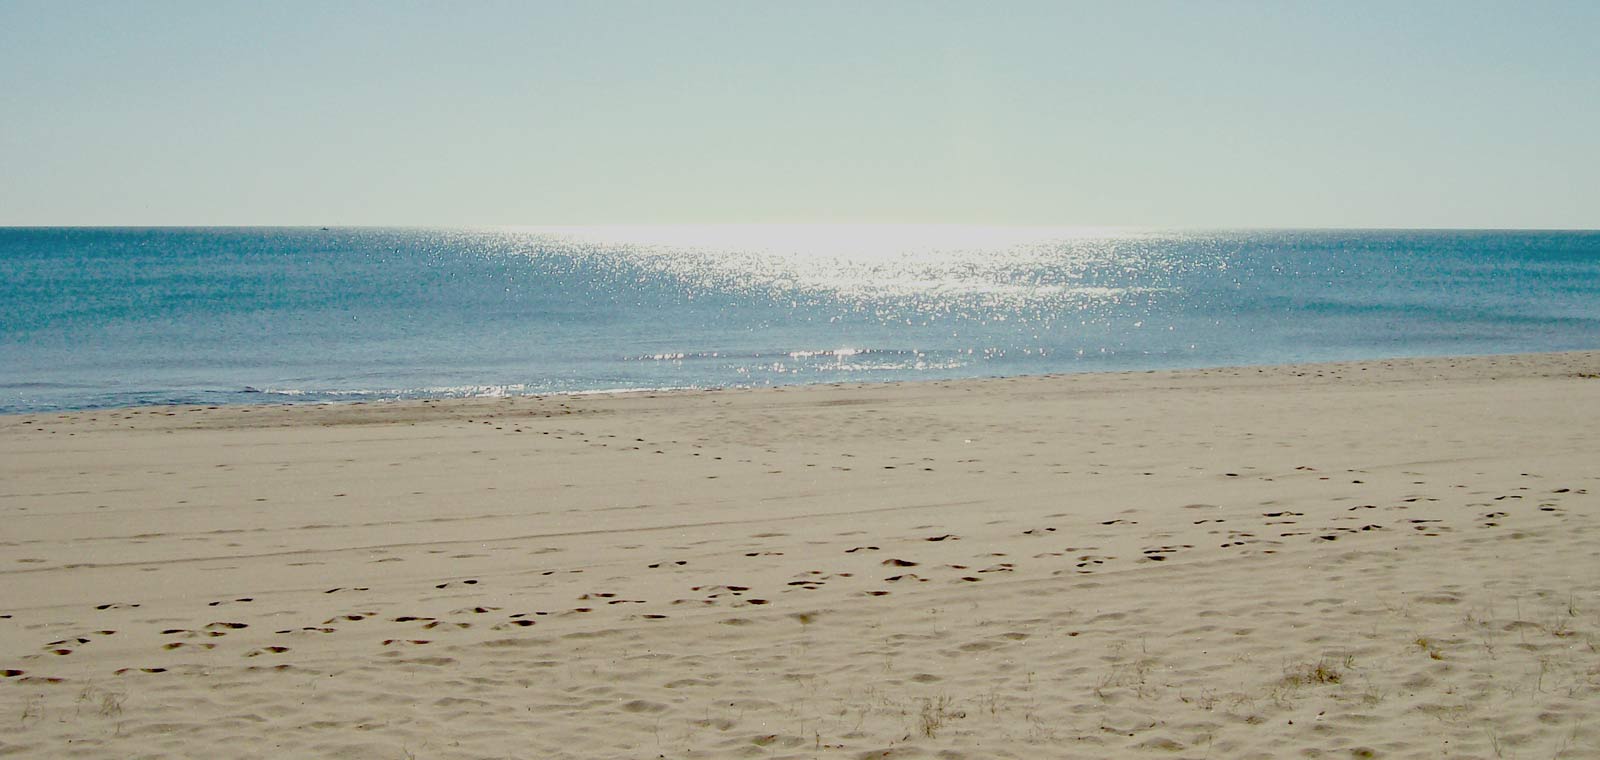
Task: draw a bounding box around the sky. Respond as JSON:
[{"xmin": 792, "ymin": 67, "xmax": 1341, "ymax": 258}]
[{"xmin": 1, "ymin": 0, "xmax": 1596, "ymax": 228}]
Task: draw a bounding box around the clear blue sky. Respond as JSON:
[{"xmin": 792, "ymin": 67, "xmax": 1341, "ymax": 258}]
[{"xmin": 2, "ymin": 1, "xmax": 1596, "ymax": 228}]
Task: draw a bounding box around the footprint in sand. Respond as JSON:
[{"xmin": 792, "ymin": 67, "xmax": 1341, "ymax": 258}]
[
  {"xmin": 1074, "ymin": 554, "xmax": 1112, "ymax": 571},
  {"xmin": 885, "ymin": 574, "xmax": 926, "ymax": 583},
  {"xmin": 1140, "ymin": 545, "xmax": 1192, "ymax": 561},
  {"xmin": 434, "ymin": 579, "xmax": 480, "ymax": 589},
  {"xmin": 207, "ymin": 597, "xmax": 255, "ymax": 607}
]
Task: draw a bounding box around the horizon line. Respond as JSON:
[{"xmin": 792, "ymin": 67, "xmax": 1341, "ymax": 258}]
[{"xmin": 3, "ymin": 224, "xmax": 1598, "ymax": 233}]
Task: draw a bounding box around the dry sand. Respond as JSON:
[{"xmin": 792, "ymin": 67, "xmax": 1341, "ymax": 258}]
[{"xmin": 3, "ymin": 352, "xmax": 1599, "ymax": 759}]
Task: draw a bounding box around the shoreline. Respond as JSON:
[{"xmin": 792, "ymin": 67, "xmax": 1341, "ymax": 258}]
[
  {"xmin": 3, "ymin": 350, "xmax": 1598, "ymax": 757},
  {"xmin": 6, "ymin": 348, "xmax": 1599, "ymax": 421}
]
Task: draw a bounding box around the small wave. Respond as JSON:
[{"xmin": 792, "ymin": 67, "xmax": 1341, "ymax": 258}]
[
  {"xmin": 786, "ymin": 347, "xmax": 865, "ymax": 359},
  {"xmin": 631, "ymin": 351, "xmax": 725, "ymax": 361},
  {"xmin": 230, "ymin": 383, "xmax": 723, "ymax": 403},
  {"xmin": 630, "ymin": 347, "xmax": 910, "ymax": 362},
  {"xmin": 0, "ymin": 381, "xmax": 93, "ymax": 390},
  {"xmin": 248, "ymin": 384, "xmax": 535, "ymax": 399},
  {"xmin": 559, "ymin": 385, "xmax": 705, "ymax": 397},
  {"xmin": 825, "ymin": 360, "xmax": 968, "ymax": 373}
]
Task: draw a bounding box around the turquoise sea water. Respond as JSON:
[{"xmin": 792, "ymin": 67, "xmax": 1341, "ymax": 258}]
[{"xmin": 1, "ymin": 227, "xmax": 1597, "ymax": 413}]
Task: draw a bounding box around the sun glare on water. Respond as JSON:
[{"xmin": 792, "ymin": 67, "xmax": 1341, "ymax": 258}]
[
  {"xmin": 498, "ymin": 224, "xmax": 1169, "ymax": 312},
  {"xmin": 508, "ymin": 224, "xmax": 1136, "ymax": 259}
]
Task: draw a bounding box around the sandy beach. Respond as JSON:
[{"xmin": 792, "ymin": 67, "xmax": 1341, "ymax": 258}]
[{"xmin": 2, "ymin": 351, "xmax": 1598, "ymax": 759}]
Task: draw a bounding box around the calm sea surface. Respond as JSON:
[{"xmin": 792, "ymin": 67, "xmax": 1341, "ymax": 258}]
[{"xmin": 2, "ymin": 226, "xmax": 1597, "ymax": 413}]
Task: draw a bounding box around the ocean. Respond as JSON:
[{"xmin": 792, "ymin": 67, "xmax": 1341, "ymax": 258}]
[{"xmin": 2, "ymin": 226, "xmax": 1597, "ymax": 414}]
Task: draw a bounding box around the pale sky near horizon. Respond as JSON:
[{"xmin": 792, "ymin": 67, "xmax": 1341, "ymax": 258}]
[{"xmin": 1, "ymin": 1, "xmax": 1596, "ymax": 228}]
